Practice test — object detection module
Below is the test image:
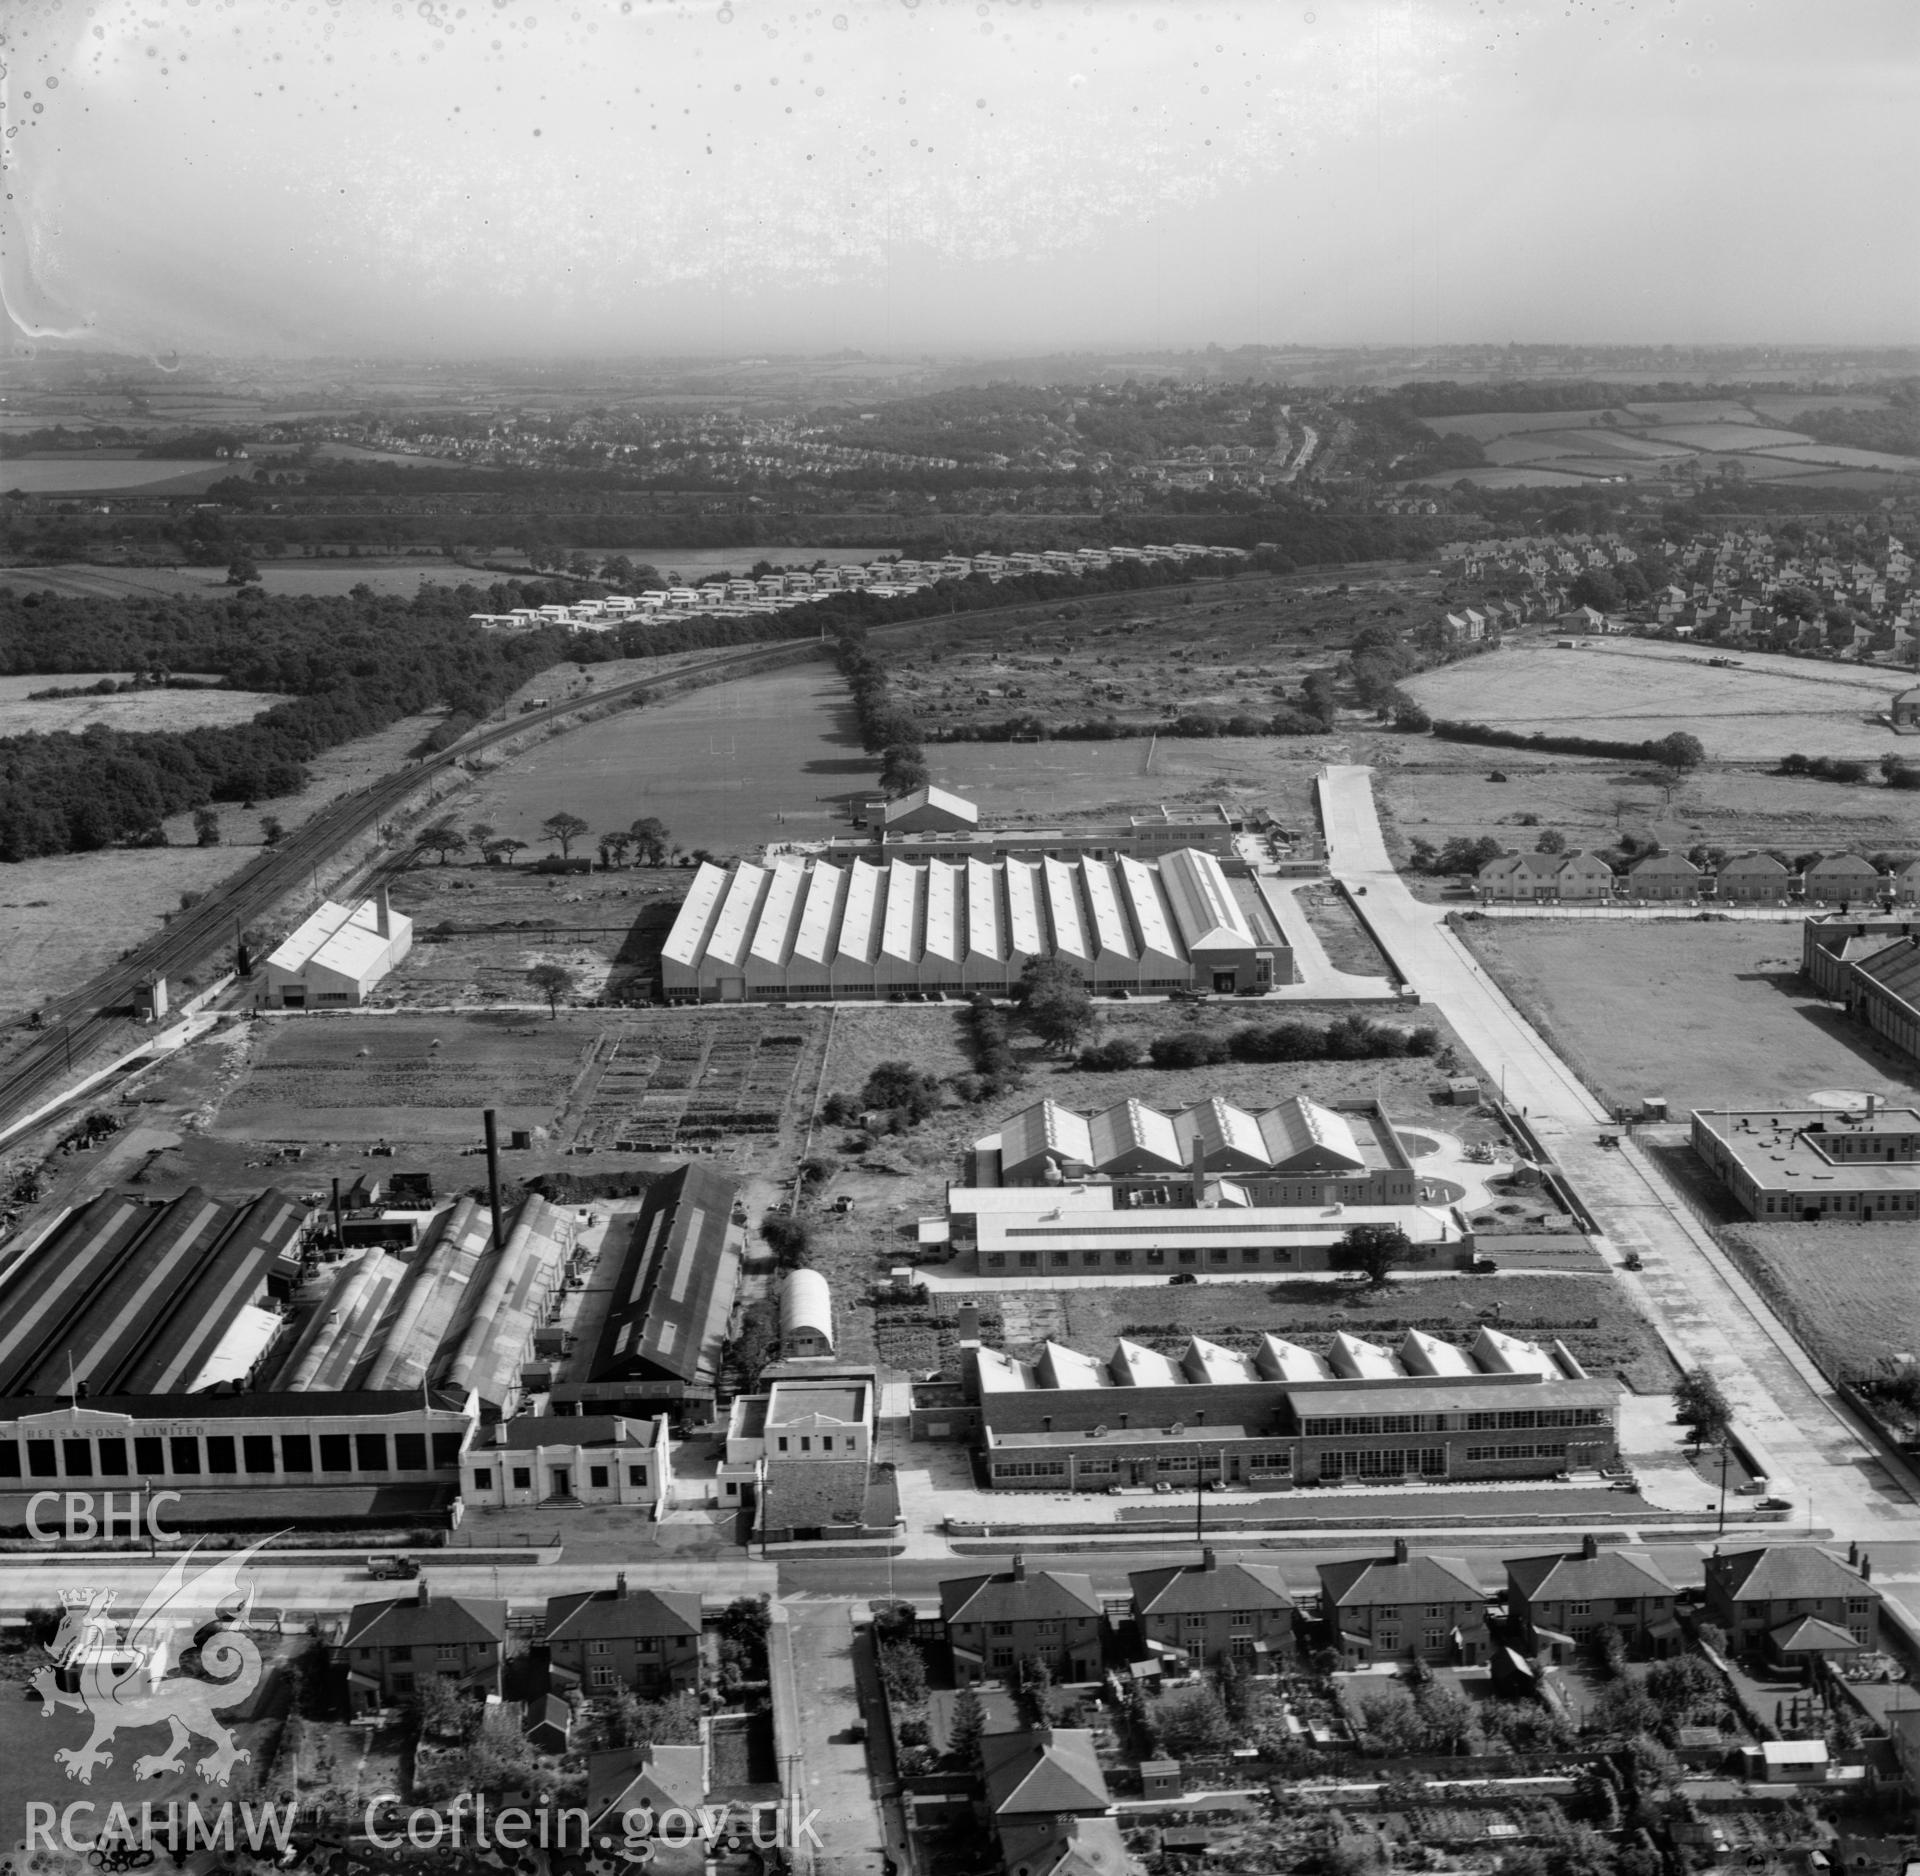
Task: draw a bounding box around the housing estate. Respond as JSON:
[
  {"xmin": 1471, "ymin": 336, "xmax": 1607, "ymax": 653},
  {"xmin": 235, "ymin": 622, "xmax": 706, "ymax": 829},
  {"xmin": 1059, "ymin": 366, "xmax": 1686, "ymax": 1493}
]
[
  {"xmin": 920, "ymin": 1322, "xmax": 1620, "ymax": 1493},
  {"xmin": 660, "ymin": 847, "xmax": 1294, "ymax": 1001},
  {"xmin": 262, "ymin": 891, "xmax": 413, "ymax": 1008},
  {"xmin": 1475, "ymin": 851, "xmax": 1616, "ymax": 903},
  {"xmin": 1690, "ymin": 1104, "xmax": 1920, "ymax": 1222}
]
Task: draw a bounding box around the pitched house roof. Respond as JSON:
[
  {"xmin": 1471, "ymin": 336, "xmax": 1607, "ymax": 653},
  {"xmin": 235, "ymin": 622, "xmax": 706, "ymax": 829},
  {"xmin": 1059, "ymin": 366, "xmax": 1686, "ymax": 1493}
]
[
  {"xmin": 1129, "ymin": 1553, "xmax": 1292, "ymax": 1617},
  {"xmin": 942, "ymin": 1562, "xmax": 1103, "ymax": 1626},
  {"xmin": 587, "ymin": 1742, "xmax": 706, "ymax": 1826},
  {"xmin": 994, "ymin": 1815, "xmax": 1138, "ymax": 1876},
  {"xmin": 545, "ymin": 1582, "xmax": 701, "ymax": 1642},
  {"xmin": 1507, "ymin": 1545, "xmax": 1678, "ymax": 1604},
  {"xmin": 1712, "ymin": 1546, "xmax": 1871, "ymax": 1603},
  {"xmin": 341, "ymin": 1587, "xmax": 507, "ymax": 1650},
  {"xmin": 1628, "ymin": 851, "xmax": 1701, "ymax": 878},
  {"xmin": 1770, "ymin": 1615, "xmax": 1867, "ymax": 1655},
  {"xmin": 980, "ymin": 1728, "xmax": 1112, "ymax": 1818},
  {"xmin": 1318, "ymin": 1550, "xmax": 1486, "ymax": 1610}
]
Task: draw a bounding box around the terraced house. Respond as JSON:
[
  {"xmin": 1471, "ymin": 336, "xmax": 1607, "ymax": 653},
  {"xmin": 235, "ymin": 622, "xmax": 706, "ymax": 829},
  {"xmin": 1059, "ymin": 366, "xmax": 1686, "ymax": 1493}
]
[
  {"xmin": 1318, "ymin": 1541, "xmax": 1491, "ymax": 1666},
  {"xmin": 1505, "ymin": 1535, "xmax": 1683, "ymax": 1663}
]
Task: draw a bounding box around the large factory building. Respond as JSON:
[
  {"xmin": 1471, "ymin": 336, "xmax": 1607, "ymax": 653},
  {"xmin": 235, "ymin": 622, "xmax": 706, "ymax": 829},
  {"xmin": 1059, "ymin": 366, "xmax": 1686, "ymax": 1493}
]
[{"xmin": 661, "ymin": 846, "xmax": 1292, "ymax": 1002}]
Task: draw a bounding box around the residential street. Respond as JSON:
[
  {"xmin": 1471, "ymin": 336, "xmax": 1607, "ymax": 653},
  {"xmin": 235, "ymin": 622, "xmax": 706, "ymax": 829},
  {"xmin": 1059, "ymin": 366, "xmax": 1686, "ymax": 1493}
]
[{"xmin": 1315, "ymin": 763, "xmax": 1920, "ymax": 1536}]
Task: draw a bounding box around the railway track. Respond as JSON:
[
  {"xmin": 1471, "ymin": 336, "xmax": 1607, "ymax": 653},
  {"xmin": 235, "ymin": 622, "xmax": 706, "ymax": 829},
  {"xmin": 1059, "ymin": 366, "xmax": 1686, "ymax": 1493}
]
[{"xmin": 0, "ymin": 639, "xmax": 808, "ymax": 1137}]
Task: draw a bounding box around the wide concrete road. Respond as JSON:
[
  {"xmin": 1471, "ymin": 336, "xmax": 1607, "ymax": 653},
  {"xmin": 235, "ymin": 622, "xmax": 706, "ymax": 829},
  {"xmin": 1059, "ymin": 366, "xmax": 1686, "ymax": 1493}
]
[{"xmin": 1316, "ymin": 764, "xmax": 1918, "ymax": 1536}]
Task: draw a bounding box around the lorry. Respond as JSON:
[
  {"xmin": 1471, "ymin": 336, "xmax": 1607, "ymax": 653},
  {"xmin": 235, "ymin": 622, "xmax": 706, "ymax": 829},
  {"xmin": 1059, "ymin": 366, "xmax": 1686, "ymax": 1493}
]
[{"xmin": 367, "ymin": 1554, "xmax": 420, "ymax": 1580}]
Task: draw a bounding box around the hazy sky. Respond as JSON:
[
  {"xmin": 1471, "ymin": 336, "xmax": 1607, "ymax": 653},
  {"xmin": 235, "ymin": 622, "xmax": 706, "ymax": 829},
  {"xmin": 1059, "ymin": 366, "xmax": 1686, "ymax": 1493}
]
[{"xmin": 0, "ymin": 0, "xmax": 1914, "ymax": 358}]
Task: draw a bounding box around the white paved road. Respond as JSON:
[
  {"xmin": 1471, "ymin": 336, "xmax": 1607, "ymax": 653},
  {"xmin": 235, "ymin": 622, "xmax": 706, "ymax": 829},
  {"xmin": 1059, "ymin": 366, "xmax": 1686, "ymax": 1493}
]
[{"xmin": 1317, "ymin": 764, "xmax": 1920, "ymax": 1535}]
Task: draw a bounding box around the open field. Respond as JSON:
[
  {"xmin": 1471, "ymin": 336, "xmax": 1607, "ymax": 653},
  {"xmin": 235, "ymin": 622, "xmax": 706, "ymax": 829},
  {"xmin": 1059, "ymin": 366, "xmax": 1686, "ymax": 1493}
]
[
  {"xmin": 1375, "ymin": 737, "xmax": 1918, "ymax": 880},
  {"xmin": 1411, "ymin": 398, "xmax": 1919, "ymax": 487},
  {"xmin": 1, "ymin": 558, "xmax": 507, "ymax": 600},
  {"xmin": 385, "ymin": 860, "xmax": 687, "ymax": 1004},
  {"xmin": 1451, "ymin": 919, "xmax": 1920, "ymax": 1116},
  {"xmin": 0, "ymin": 677, "xmax": 287, "ymax": 737},
  {"xmin": 886, "ymin": 556, "xmax": 1440, "ymax": 737},
  {"xmin": 458, "ymin": 658, "xmax": 853, "ymax": 861},
  {"xmin": 0, "ymin": 455, "xmax": 240, "ymax": 494},
  {"xmin": 1719, "ymin": 1220, "xmax": 1920, "ymax": 1378},
  {"xmin": 1400, "ymin": 640, "xmax": 1911, "ymax": 760},
  {"xmin": 0, "ymin": 845, "xmax": 251, "ymax": 1021}
]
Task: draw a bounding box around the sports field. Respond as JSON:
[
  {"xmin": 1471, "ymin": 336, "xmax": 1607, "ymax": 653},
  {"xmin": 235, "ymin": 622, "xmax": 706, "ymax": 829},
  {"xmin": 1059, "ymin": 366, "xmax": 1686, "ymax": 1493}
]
[{"xmin": 1401, "ymin": 639, "xmax": 1908, "ymax": 760}]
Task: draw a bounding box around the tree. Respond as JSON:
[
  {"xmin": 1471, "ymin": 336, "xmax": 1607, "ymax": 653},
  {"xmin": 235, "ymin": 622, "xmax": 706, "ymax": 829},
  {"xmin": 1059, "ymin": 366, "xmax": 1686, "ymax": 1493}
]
[
  {"xmin": 1589, "ymin": 1679, "xmax": 1661, "ymax": 1739},
  {"xmin": 1672, "ymin": 1365, "xmax": 1731, "ymax": 1447},
  {"xmin": 878, "ymin": 1639, "xmax": 928, "ymax": 1709},
  {"xmin": 420, "ymin": 817, "xmax": 468, "ymax": 864},
  {"xmin": 629, "ymin": 816, "xmax": 672, "ymax": 864},
  {"xmin": 541, "ymin": 811, "xmax": 589, "ymax": 858},
  {"xmin": 1568, "ymin": 568, "xmax": 1621, "ymax": 613},
  {"xmin": 409, "ymin": 1673, "xmax": 472, "ymax": 1742},
  {"xmin": 948, "ymin": 1683, "xmax": 987, "ymax": 1769},
  {"xmin": 1341, "ymin": 1221, "xmax": 1413, "ymax": 1289},
  {"xmin": 1353, "ymin": 1686, "xmax": 1425, "ymax": 1755},
  {"xmin": 259, "ymin": 815, "xmax": 285, "ymax": 846},
  {"xmin": 759, "ymin": 1213, "xmax": 814, "ymax": 1270},
  {"xmin": 1413, "ymin": 1679, "xmax": 1478, "ymax": 1754},
  {"xmin": 1653, "ymin": 731, "xmax": 1705, "ymax": 777},
  {"xmin": 527, "ymin": 962, "xmax": 576, "ymax": 1018},
  {"xmin": 1153, "ymin": 1681, "xmax": 1234, "ymax": 1758},
  {"xmin": 598, "ymin": 830, "xmax": 633, "ymax": 869},
  {"xmin": 1018, "ymin": 957, "xmax": 1094, "ymax": 1052},
  {"xmin": 225, "ymin": 554, "xmax": 262, "ymax": 587},
  {"xmin": 1012, "ymin": 1655, "xmax": 1053, "ymax": 1731},
  {"xmin": 1586, "ymin": 1623, "xmax": 1628, "ymax": 1681},
  {"xmin": 484, "ymin": 836, "xmax": 526, "ymax": 866},
  {"xmin": 467, "ymin": 822, "xmax": 496, "ymax": 849},
  {"xmin": 192, "ymin": 807, "xmax": 221, "ymax": 847},
  {"xmin": 878, "ymin": 742, "xmax": 931, "ymax": 797},
  {"xmin": 1534, "ymin": 828, "xmax": 1567, "ymax": 855}
]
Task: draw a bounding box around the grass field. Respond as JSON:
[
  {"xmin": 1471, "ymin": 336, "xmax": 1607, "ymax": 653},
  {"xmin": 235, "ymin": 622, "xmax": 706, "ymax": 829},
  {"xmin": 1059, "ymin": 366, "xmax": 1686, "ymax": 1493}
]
[
  {"xmin": 1452, "ymin": 919, "xmax": 1920, "ymax": 1115},
  {"xmin": 1719, "ymin": 1221, "xmax": 1920, "ymax": 1377},
  {"xmin": 0, "ymin": 676, "xmax": 286, "ymax": 737},
  {"xmin": 885, "ymin": 558, "xmax": 1441, "ymax": 743},
  {"xmin": 1401, "ymin": 640, "xmax": 1909, "ymax": 760},
  {"xmin": 459, "ymin": 659, "xmax": 855, "ymax": 861},
  {"xmin": 1374, "ymin": 736, "xmax": 1919, "ymax": 880},
  {"xmin": 0, "ymin": 455, "xmax": 239, "ymax": 494},
  {"xmin": 1, "ymin": 559, "xmax": 501, "ymax": 600}
]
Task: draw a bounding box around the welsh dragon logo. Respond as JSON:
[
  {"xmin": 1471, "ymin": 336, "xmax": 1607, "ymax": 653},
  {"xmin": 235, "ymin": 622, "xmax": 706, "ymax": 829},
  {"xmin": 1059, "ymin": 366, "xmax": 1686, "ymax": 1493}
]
[{"xmin": 31, "ymin": 1537, "xmax": 276, "ymax": 1786}]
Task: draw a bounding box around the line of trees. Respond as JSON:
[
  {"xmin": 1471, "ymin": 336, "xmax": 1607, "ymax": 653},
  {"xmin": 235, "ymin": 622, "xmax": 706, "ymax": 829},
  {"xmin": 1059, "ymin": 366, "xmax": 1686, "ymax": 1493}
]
[
  {"xmin": 1079, "ymin": 1014, "xmax": 1441, "ymax": 1071},
  {"xmin": 1779, "ymin": 751, "xmax": 1920, "ymax": 789},
  {"xmin": 1432, "ymin": 719, "xmax": 1706, "ymax": 774}
]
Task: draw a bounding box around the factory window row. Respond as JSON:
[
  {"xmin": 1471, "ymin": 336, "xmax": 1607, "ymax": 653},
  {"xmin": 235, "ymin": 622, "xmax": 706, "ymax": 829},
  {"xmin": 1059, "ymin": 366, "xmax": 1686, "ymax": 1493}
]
[
  {"xmin": 1299, "ymin": 1414, "xmax": 1445, "ymax": 1437},
  {"xmin": 988, "ymin": 1244, "xmax": 1299, "ymax": 1270},
  {"xmin": 1464, "ymin": 1443, "xmax": 1570, "ymax": 1462},
  {"xmin": 0, "ymin": 1430, "xmax": 464, "ymax": 1481},
  {"xmin": 1316, "ymin": 1448, "xmax": 1447, "ymax": 1479},
  {"xmin": 1461, "ymin": 1408, "xmax": 1608, "ymax": 1431}
]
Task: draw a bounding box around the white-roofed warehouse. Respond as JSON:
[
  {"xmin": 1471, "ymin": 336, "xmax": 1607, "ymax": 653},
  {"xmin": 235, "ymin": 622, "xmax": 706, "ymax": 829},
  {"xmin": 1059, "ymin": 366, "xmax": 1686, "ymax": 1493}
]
[
  {"xmin": 660, "ymin": 847, "xmax": 1291, "ymax": 1001},
  {"xmin": 263, "ymin": 890, "xmax": 413, "ymax": 1008}
]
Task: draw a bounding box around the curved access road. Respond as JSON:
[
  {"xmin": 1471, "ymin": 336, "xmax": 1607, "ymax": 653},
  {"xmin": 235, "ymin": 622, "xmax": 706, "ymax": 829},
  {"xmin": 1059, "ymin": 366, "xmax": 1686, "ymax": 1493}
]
[{"xmin": 1317, "ymin": 763, "xmax": 1920, "ymax": 1537}]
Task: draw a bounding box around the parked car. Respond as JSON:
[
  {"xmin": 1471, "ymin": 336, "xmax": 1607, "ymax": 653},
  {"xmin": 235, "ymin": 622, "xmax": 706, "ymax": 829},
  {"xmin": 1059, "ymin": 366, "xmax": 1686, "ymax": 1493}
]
[
  {"xmin": 1168, "ymin": 1271, "xmax": 1197, "ymax": 1285},
  {"xmin": 367, "ymin": 1554, "xmax": 419, "ymax": 1580},
  {"xmin": 1757, "ymin": 1496, "xmax": 1793, "ymax": 1512}
]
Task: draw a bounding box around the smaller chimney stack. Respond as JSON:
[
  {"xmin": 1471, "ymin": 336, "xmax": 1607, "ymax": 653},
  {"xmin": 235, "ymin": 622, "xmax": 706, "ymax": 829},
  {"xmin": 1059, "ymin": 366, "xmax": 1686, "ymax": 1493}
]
[
  {"xmin": 1011, "ymin": 1552, "xmax": 1027, "ymax": 1583},
  {"xmin": 418, "ymin": 1580, "xmax": 431, "ymax": 1607},
  {"xmin": 1392, "ymin": 1537, "xmax": 1409, "ymax": 1564},
  {"xmin": 376, "ymin": 886, "xmax": 392, "ymax": 939},
  {"xmin": 1202, "ymin": 1547, "xmax": 1218, "ymax": 1572},
  {"xmin": 1190, "ymin": 1137, "xmax": 1207, "ymax": 1208},
  {"xmin": 616, "ymin": 1571, "xmax": 629, "ymax": 1599},
  {"xmin": 1581, "ymin": 1533, "xmax": 1599, "ymax": 1561}
]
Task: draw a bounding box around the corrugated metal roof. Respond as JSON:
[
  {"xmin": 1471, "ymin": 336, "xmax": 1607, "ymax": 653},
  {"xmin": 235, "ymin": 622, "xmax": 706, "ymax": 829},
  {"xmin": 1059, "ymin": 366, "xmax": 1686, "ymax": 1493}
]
[
  {"xmin": 1328, "ymin": 1332, "xmax": 1402, "ymax": 1380},
  {"xmin": 578, "ymin": 1163, "xmax": 740, "ymax": 1389},
  {"xmin": 264, "ymin": 899, "xmax": 356, "ymax": 974},
  {"xmin": 1158, "ymin": 848, "xmax": 1256, "ymax": 952},
  {"xmin": 780, "ymin": 1268, "xmax": 833, "ymax": 1343},
  {"xmin": 1258, "ymin": 1095, "xmax": 1365, "ymax": 1170},
  {"xmin": 924, "ymin": 860, "xmax": 962, "ymax": 964},
  {"xmin": 1256, "ymin": 1335, "xmax": 1335, "ymax": 1382},
  {"xmin": 1003, "ymin": 860, "xmax": 1044, "ymax": 956},
  {"xmin": 1109, "ymin": 1339, "xmax": 1183, "ymax": 1387},
  {"xmin": 1176, "ymin": 1096, "xmax": 1269, "ymax": 1168},
  {"xmin": 436, "ymin": 1194, "xmax": 571, "ymax": 1408},
  {"xmin": 836, "ymin": 861, "xmax": 885, "ymax": 964},
  {"xmin": 704, "ymin": 862, "xmax": 769, "ymax": 968},
  {"xmin": 1042, "ymin": 858, "xmax": 1090, "ymax": 960},
  {"xmin": 1087, "ymin": 1098, "xmax": 1183, "ymax": 1170},
  {"xmin": 357, "ymin": 1197, "xmax": 494, "ymax": 1392},
  {"xmin": 1399, "ymin": 1330, "xmax": 1479, "ymax": 1378},
  {"xmin": 661, "ymin": 862, "xmax": 730, "ymax": 967},
  {"xmin": 748, "ymin": 860, "xmax": 807, "ymax": 967},
  {"xmin": 1471, "ymin": 1324, "xmax": 1559, "ymax": 1377},
  {"xmin": 881, "ymin": 859, "xmax": 924, "ymax": 963},
  {"xmin": 1079, "ymin": 859, "xmax": 1133, "ymax": 958},
  {"xmin": 997, "ymin": 1099, "xmax": 1096, "ymax": 1172},
  {"xmin": 1118, "ymin": 856, "xmax": 1183, "ymax": 962},
  {"xmin": 966, "ymin": 858, "xmax": 1004, "ymax": 960},
  {"xmin": 1182, "ymin": 1336, "xmax": 1259, "ymax": 1384},
  {"xmin": 279, "ymin": 1251, "xmax": 411, "ymax": 1392},
  {"xmin": 0, "ymin": 1187, "xmax": 307, "ymax": 1399},
  {"xmin": 791, "ymin": 862, "xmax": 846, "ymax": 966}
]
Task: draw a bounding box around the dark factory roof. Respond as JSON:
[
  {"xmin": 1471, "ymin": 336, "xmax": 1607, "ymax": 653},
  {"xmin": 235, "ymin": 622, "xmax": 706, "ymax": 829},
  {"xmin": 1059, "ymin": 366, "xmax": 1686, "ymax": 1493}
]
[
  {"xmin": 0, "ymin": 1188, "xmax": 307, "ymax": 1400},
  {"xmin": 575, "ymin": 1164, "xmax": 740, "ymax": 1390}
]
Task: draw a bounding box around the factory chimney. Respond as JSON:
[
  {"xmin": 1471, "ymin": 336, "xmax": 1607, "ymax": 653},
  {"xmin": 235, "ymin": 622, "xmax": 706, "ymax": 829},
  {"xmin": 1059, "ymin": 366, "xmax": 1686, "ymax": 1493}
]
[{"xmin": 482, "ymin": 1109, "xmax": 507, "ymax": 1252}]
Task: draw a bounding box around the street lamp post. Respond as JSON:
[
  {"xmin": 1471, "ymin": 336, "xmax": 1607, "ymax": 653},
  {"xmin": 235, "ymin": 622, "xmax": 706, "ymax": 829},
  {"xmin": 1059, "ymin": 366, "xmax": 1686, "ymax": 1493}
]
[{"xmin": 1717, "ymin": 1436, "xmax": 1730, "ymax": 1537}]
